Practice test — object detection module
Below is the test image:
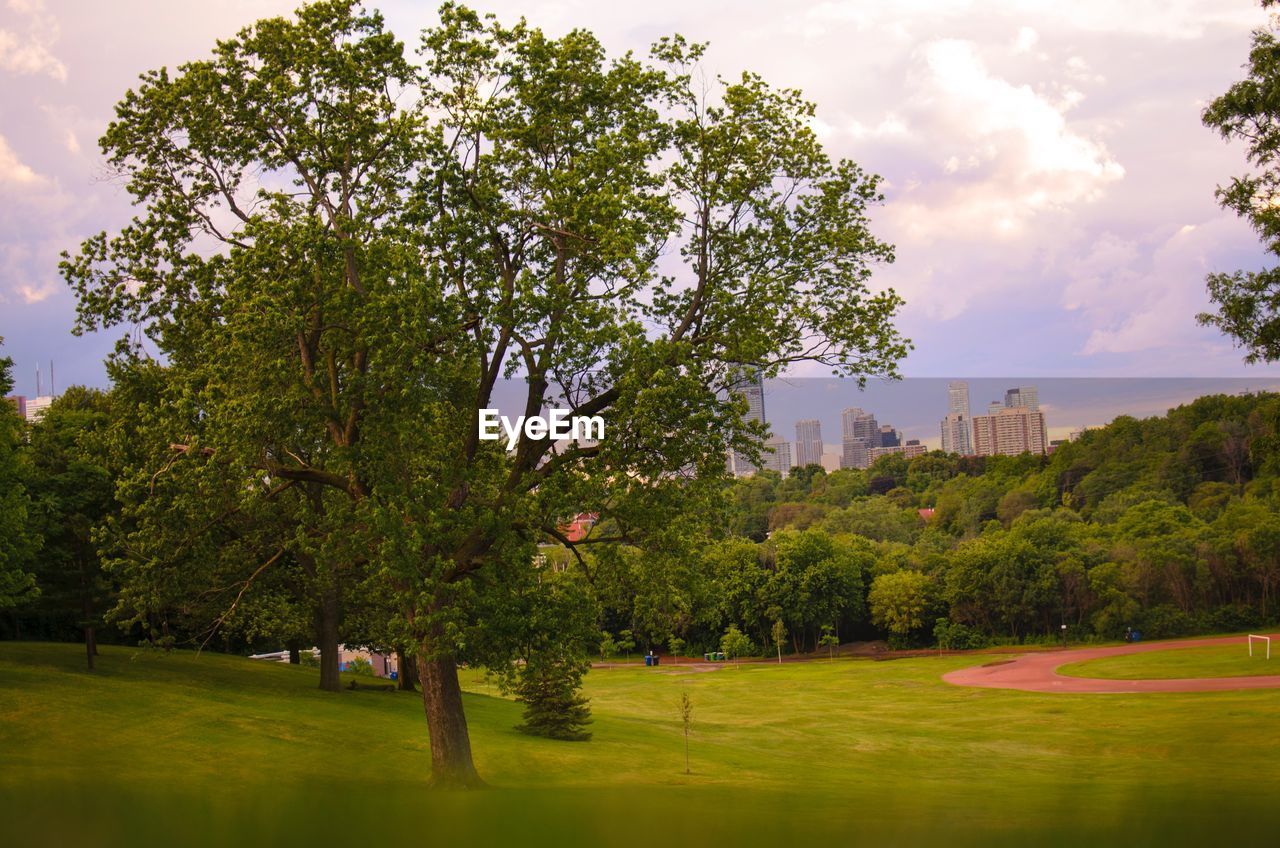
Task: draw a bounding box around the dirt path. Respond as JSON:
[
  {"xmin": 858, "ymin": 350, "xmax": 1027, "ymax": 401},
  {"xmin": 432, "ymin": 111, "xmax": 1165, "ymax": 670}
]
[{"xmin": 942, "ymin": 633, "xmax": 1280, "ymax": 693}]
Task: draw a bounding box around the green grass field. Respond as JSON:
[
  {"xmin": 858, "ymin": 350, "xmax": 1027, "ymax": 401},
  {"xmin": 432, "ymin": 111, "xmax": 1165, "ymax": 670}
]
[
  {"xmin": 2, "ymin": 642, "xmax": 1278, "ymax": 847},
  {"xmin": 1059, "ymin": 644, "xmax": 1280, "ymax": 680}
]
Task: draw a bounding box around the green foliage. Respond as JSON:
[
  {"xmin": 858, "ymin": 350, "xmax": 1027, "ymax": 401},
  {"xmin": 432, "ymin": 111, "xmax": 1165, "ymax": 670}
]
[
  {"xmin": 1201, "ymin": 9, "xmax": 1280, "ymax": 362},
  {"xmin": 932, "ymin": 618, "xmax": 988, "ymax": 651},
  {"xmin": 14, "ymin": 388, "xmax": 115, "ymax": 644},
  {"xmin": 818, "ymin": 626, "xmax": 839, "ymax": 659},
  {"xmin": 345, "ymin": 656, "xmax": 374, "ymax": 676},
  {"xmin": 62, "ymin": 0, "xmax": 907, "ymax": 777},
  {"xmin": 868, "ymin": 570, "xmax": 931, "ymax": 638},
  {"xmin": 0, "ymin": 340, "xmax": 39, "ymax": 610},
  {"xmin": 515, "ymin": 658, "xmax": 593, "ymax": 742},
  {"xmin": 720, "ymin": 624, "xmax": 753, "ymax": 665}
]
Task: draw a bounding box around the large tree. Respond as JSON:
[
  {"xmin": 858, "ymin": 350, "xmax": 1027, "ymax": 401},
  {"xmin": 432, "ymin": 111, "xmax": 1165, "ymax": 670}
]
[
  {"xmin": 22, "ymin": 387, "xmax": 116, "ymax": 669},
  {"xmin": 65, "ymin": 1, "xmax": 906, "ymax": 787},
  {"xmin": 0, "ymin": 339, "xmax": 40, "ymax": 612},
  {"xmin": 1202, "ymin": 0, "xmax": 1280, "ymax": 361}
]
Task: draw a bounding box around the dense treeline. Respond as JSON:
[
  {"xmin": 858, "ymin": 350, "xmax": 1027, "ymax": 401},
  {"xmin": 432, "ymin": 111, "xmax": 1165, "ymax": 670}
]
[
  {"xmin": 590, "ymin": 391, "xmax": 1280, "ymax": 654},
  {"xmin": 5, "ymin": 376, "xmax": 1280, "ymax": 662}
]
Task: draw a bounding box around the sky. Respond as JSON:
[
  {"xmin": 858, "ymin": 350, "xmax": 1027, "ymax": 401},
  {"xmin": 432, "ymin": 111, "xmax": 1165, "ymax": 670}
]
[{"xmin": 3, "ymin": 0, "xmax": 1280, "ymax": 402}]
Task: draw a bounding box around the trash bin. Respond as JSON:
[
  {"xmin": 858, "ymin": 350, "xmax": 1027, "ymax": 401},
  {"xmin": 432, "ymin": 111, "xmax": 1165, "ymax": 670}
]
[
  {"xmin": 715, "ymin": 651, "xmax": 725, "ymax": 662},
  {"xmin": 389, "ymin": 671, "xmax": 398, "ymax": 681},
  {"xmin": 644, "ymin": 655, "xmax": 653, "ymax": 667},
  {"xmin": 653, "ymin": 655, "xmax": 660, "ymax": 666},
  {"xmin": 703, "ymin": 653, "xmax": 711, "ymax": 661}
]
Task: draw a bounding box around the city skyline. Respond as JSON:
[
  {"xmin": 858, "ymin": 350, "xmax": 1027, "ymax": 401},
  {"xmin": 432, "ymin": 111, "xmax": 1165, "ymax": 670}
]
[{"xmin": 746, "ymin": 376, "xmax": 1280, "ymax": 457}]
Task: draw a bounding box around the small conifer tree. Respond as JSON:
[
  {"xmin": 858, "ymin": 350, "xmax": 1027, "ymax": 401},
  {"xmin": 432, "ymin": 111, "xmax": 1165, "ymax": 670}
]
[{"xmin": 514, "ymin": 657, "xmax": 593, "ymax": 742}]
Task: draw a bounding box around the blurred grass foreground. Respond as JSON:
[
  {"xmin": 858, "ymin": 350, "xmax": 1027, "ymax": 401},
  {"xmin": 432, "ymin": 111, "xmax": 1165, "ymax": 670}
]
[{"xmin": 2, "ymin": 642, "xmax": 1278, "ymax": 847}]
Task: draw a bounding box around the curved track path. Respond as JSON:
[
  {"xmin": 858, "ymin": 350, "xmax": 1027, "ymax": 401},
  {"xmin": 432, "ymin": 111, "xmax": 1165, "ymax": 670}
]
[{"xmin": 943, "ymin": 633, "xmax": 1280, "ymax": 694}]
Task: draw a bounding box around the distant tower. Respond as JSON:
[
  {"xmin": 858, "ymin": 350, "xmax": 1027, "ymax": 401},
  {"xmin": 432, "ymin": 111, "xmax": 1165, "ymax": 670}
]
[
  {"xmin": 948, "ymin": 380, "xmax": 971, "ymax": 418},
  {"xmin": 727, "ymin": 368, "xmax": 767, "ymax": 477},
  {"xmin": 940, "ymin": 381, "xmax": 974, "ymax": 455},
  {"xmin": 795, "ymin": 419, "xmax": 824, "ymax": 468},
  {"xmin": 1004, "ymin": 386, "xmax": 1039, "ymax": 410},
  {"xmin": 840, "ymin": 407, "xmax": 878, "ymax": 469}
]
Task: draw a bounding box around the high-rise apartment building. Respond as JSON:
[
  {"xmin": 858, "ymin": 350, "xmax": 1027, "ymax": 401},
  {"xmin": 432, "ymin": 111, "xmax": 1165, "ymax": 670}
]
[
  {"xmin": 762, "ymin": 437, "xmax": 793, "ymax": 476},
  {"xmin": 795, "ymin": 419, "xmax": 824, "ymax": 468},
  {"xmin": 24, "ymin": 395, "xmax": 53, "ymax": 422},
  {"xmin": 940, "ymin": 413, "xmax": 971, "ymax": 455},
  {"xmin": 878, "ymin": 425, "xmax": 901, "ymax": 448},
  {"xmin": 868, "ymin": 441, "xmax": 927, "ymax": 464},
  {"xmin": 972, "ymin": 405, "xmax": 1048, "ymax": 457},
  {"xmin": 939, "ymin": 381, "xmax": 974, "ymax": 455},
  {"xmin": 841, "ymin": 438, "xmax": 871, "ymax": 470}
]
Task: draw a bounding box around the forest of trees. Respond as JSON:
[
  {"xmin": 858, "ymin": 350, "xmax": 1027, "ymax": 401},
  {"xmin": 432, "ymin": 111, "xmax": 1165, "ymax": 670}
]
[
  {"xmin": 7, "ymin": 369, "xmax": 1280, "ymax": 663},
  {"xmin": 587, "ymin": 390, "xmax": 1280, "ymax": 655}
]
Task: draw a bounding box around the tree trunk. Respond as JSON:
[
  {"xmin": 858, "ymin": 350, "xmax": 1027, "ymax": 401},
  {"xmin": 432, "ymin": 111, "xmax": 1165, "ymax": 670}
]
[
  {"xmin": 397, "ymin": 649, "xmax": 417, "ymax": 692},
  {"xmin": 288, "ymin": 646, "xmax": 301, "ymax": 665},
  {"xmin": 416, "ymin": 652, "xmax": 484, "ymax": 788},
  {"xmin": 316, "ymin": 583, "xmax": 342, "ymax": 692},
  {"xmin": 81, "ymin": 580, "xmax": 97, "ymax": 670}
]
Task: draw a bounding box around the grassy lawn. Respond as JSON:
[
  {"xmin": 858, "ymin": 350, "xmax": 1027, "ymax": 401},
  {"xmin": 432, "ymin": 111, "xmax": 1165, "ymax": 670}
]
[
  {"xmin": 1059, "ymin": 644, "xmax": 1280, "ymax": 680},
  {"xmin": 1, "ymin": 642, "xmax": 1278, "ymax": 847}
]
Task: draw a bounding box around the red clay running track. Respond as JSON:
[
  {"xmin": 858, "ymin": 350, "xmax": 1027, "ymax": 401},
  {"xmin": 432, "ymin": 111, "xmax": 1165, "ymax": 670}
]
[{"xmin": 942, "ymin": 634, "xmax": 1280, "ymax": 694}]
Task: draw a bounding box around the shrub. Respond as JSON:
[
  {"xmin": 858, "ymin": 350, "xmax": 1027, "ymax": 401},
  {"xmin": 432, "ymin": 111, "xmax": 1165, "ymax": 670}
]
[
  {"xmin": 345, "ymin": 656, "xmax": 374, "ymax": 676},
  {"xmin": 1199, "ymin": 605, "xmax": 1263, "ymax": 634},
  {"xmin": 933, "ymin": 619, "xmax": 989, "ymax": 651},
  {"xmin": 1136, "ymin": 605, "xmax": 1195, "ymax": 639}
]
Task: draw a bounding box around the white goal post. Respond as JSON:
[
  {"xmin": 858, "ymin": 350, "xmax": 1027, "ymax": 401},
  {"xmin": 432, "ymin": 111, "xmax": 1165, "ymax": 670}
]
[{"xmin": 1248, "ymin": 634, "xmax": 1271, "ymax": 659}]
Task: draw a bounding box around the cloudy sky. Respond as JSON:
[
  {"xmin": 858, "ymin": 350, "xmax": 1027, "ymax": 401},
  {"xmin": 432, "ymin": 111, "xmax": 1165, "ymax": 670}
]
[{"xmin": 2, "ymin": 0, "xmax": 1279, "ymax": 398}]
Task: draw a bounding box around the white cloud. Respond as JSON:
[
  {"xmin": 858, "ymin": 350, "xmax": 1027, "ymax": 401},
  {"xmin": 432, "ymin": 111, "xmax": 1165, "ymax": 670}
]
[
  {"xmin": 1066, "ymin": 219, "xmax": 1253, "ymax": 357},
  {"xmin": 0, "ymin": 133, "xmax": 43, "ymax": 185},
  {"xmin": 883, "ymin": 38, "xmax": 1123, "ymax": 254},
  {"xmin": 1013, "ymin": 26, "xmax": 1039, "ymax": 53},
  {"xmin": 0, "ymin": 0, "xmax": 67, "ymax": 81},
  {"xmin": 16, "ymin": 279, "xmax": 56, "ymax": 303}
]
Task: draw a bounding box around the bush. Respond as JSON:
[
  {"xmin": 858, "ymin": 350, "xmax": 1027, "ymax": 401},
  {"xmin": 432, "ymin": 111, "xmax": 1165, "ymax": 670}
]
[
  {"xmin": 1198, "ymin": 605, "xmax": 1263, "ymax": 634},
  {"xmin": 933, "ymin": 619, "xmax": 989, "ymax": 651},
  {"xmin": 345, "ymin": 656, "xmax": 374, "ymax": 676},
  {"xmin": 1136, "ymin": 605, "xmax": 1195, "ymax": 640}
]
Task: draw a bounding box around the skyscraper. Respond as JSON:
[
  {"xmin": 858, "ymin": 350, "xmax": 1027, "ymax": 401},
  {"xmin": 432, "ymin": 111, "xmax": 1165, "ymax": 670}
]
[
  {"xmin": 940, "ymin": 413, "xmax": 971, "ymax": 455},
  {"xmin": 948, "ymin": 380, "xmax": 971, "ymax": 418},
  {"xmin": 727, "ymin": 368, "xmax": 767, "ymax": 477},
  {"xmin": 939, "ymin": 381, "xmax": 974, "ymax": 455},
  {"xmin": 1003, "ymin": 386, "xmax": 1039, "ymax": 410},
  {"xmin": 840, "ymin": 407, "xmax": 878, "ymax": 469},
  {"xmin": 795, "ymin": 419, "xmax": 824, "ymax": 468}
]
